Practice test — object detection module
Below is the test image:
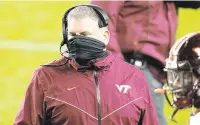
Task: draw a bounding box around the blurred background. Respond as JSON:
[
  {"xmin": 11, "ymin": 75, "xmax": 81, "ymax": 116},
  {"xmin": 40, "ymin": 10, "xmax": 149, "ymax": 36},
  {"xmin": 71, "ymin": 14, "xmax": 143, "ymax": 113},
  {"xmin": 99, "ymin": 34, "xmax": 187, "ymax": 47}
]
[{"xmin": 0, "ymin": 1, "xmax": 199, "ymax": 125}]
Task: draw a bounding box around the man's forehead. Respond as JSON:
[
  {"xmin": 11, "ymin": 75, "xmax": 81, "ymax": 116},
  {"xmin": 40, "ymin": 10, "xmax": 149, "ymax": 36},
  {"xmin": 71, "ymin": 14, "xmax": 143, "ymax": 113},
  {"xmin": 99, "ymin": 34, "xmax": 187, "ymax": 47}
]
[
  {"xmin": 68, "ymin": 17, "xmax": 99, "ymax": 32},
  {"xmin": 68, "ymin": 17, "xmax": 98, "ymax": 26}
]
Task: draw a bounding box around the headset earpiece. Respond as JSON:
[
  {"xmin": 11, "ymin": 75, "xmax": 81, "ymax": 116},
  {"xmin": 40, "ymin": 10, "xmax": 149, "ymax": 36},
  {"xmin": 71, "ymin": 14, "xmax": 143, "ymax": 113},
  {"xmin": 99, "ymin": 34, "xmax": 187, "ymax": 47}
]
[{"xmin": 61, "ymin": 19, "xmax": 68, "ymax": 46}]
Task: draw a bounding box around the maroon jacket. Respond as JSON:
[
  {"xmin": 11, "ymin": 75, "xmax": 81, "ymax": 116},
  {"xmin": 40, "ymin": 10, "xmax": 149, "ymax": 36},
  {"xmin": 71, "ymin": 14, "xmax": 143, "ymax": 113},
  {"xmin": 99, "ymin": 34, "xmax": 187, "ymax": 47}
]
[
  {"xmin": 14, "ymin": 52, "xmax": 158, "ymax": 125},
  {"xmin": 92, "ymin": 1, "xmax": 177, "ymax": 65}
]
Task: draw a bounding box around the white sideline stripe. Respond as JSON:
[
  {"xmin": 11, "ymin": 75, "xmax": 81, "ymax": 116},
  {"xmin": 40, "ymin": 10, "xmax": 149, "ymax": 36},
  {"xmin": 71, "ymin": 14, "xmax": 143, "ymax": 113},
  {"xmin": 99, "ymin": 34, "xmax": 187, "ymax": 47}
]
[
  {"xmin": 0, "ymin": 40, "xmax": 59, "ymax": 52},
  {"xmin": 46, "ymin": 96, "xmax": 98, "ymax": 120},
  {"xmin": 101, "ymin": 97, "xmax": 143, "ymax": 120}
]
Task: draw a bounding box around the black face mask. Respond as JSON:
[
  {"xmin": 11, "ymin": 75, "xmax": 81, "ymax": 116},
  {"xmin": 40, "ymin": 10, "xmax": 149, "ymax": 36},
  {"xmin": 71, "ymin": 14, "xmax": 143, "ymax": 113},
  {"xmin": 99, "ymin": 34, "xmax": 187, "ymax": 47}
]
[{"xmin": 67, "ymin": 36, "xmax": 107, "ymax": 66}]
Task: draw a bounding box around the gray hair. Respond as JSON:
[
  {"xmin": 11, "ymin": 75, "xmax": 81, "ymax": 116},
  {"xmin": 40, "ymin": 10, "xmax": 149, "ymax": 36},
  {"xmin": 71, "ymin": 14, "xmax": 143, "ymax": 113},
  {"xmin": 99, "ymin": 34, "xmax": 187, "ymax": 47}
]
[{"xmin": 67, "ymin": 5, "xmax": 106, "ymax": 28}]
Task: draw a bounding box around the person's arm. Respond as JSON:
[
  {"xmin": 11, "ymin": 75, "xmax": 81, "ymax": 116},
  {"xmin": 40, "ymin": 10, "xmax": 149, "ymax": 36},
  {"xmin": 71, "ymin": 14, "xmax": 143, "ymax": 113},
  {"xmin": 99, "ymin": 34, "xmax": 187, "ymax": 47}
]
[
  {"xmin": 14, "ymin": 69, "xmax": 45, "ymax": 125},
  {"xmin": 91, "ymin": 1, "xmax": 124, "ymax": 58},
  {"xmin": 142, "ymin": 81, "xmax": 159, "ymax": 125}
]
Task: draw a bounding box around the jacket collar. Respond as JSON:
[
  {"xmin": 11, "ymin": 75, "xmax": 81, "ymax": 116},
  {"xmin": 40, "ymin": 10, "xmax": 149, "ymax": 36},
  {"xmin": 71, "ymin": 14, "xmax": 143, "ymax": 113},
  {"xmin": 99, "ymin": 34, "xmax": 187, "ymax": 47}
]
[{"xmin": 69, "ymin": 51, "xmax": 115, "ymax": 72}]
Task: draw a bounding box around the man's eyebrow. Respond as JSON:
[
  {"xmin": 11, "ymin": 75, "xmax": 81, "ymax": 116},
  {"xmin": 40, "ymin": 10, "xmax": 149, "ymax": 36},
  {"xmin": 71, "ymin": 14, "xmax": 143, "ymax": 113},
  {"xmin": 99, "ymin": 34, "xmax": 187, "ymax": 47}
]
[
  {"xmin": 69, "ymin": 32, "xmax": 76, "ymax": 35},
  {"xmin": 79, "ymin": 31, "xmax": 91, "ymax": 35},
  {"xmin": 69, "ymin": 31, "xmax": 92, "ymax": 35}
]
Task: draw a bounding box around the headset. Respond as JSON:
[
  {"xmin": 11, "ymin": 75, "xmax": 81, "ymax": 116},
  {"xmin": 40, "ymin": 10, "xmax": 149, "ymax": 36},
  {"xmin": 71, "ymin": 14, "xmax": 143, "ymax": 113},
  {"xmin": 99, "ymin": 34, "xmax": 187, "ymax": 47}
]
[{"xmin": 60, "ymin": 4, "xmax": 109, "ymax": 47}]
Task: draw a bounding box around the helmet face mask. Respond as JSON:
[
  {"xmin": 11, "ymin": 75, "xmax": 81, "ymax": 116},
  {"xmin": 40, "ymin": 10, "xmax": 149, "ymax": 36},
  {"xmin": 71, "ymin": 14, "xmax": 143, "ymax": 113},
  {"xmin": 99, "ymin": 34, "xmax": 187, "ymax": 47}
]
[
  {"xmin": 164, "ymin": 58, "xmax": 196, "ymax": 123},
  {"xmin": 165, "ymin": 60, "xmax": 194, "ymax": 109},
  {"xmin": 164, "ymin": 32, "xmax": 200, "ymax": 122},
  {"xmin": 167, "ymin": 70, "xmax": 193, "ymax": 92}
]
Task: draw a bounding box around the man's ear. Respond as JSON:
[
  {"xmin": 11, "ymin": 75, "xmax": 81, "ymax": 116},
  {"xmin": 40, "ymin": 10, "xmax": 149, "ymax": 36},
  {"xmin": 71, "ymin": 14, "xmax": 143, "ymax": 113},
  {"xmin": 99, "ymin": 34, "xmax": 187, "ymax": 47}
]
[{"xmin": 103, "ymin": 28, "xmax": 110, "ymax": 45}]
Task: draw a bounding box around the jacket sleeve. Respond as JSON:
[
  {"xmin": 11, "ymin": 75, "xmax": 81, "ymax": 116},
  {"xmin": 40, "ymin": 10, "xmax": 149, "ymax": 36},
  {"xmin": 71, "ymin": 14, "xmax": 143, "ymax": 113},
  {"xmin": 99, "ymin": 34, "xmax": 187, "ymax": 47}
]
[
  {"xmin": 14, "ymin": 69, "xmax": 45, "ymax": 125},
  {"xmin": 91, "ymin": 1, "xmax": 124, "ymax": 59},
  {"xmin": 142, "ymin": 81, "xmax": 159, "ymax": 125}
]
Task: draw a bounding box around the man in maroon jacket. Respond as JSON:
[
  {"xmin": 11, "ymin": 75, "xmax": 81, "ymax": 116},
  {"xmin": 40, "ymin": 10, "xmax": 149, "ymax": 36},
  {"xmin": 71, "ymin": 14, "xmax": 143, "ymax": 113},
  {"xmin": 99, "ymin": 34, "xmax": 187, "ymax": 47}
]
[
  {"xmin": 14, "ymin": 5, "xmax": 159, "ymax": 125},
  {"xmin": 91, "ymin": 1, "xmax": 200, "ymax": 125}
]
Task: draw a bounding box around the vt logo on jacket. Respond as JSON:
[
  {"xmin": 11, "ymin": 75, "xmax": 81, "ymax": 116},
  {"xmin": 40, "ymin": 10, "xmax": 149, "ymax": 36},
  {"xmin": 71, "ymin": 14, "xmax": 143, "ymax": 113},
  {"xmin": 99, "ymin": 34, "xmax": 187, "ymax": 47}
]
[{"xmin": 115, "ymin": 84, "xmax": 131, "ymax": 94}]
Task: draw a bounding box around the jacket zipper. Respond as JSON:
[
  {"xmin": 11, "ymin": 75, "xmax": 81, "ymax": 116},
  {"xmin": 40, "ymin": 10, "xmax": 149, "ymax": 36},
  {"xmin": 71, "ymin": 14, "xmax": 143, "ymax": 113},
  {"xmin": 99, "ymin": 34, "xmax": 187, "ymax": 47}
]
[
  {"xmin": 93, "ymin": 71, "xmax": 101, "ymax": 125},
  {"xmin": 136, "ymin": 1, "xmax": 150, "ymax": 53},
  {"xmin": 146, "ymin": 1, "xmax": 150, "ymax": 40},
  {"xmin": 166, "ymin": 3, "xmax": 173, "ymax": 51},
  {"xmin": 137, "ymin": 109, "xmax": 146, "ymax": 125}
]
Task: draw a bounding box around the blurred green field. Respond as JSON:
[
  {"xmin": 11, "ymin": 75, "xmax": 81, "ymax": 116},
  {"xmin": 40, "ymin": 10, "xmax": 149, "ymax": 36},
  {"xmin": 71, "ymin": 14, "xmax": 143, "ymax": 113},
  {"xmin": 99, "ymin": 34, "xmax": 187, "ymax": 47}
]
[{"xmin": 0, "ymin": 1, "xmax": 200, "ymax": 125}]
